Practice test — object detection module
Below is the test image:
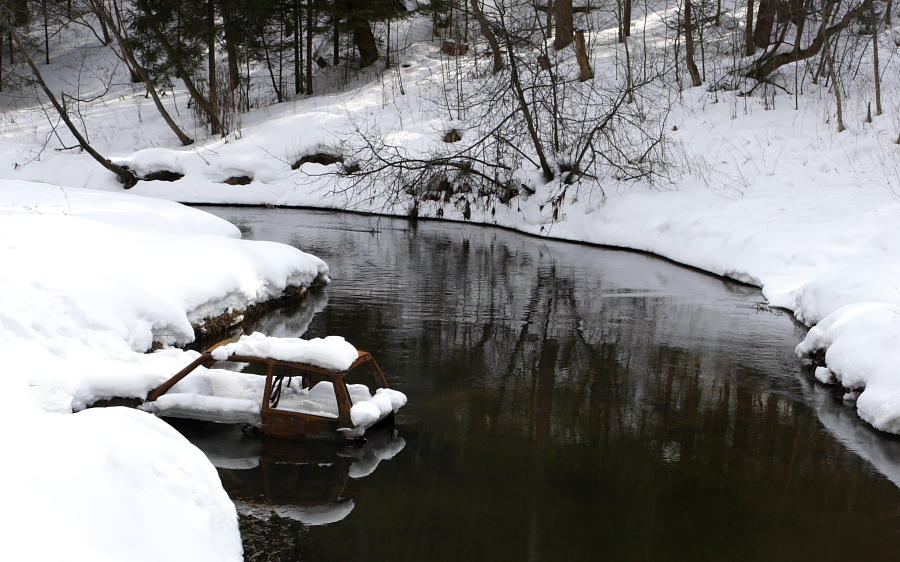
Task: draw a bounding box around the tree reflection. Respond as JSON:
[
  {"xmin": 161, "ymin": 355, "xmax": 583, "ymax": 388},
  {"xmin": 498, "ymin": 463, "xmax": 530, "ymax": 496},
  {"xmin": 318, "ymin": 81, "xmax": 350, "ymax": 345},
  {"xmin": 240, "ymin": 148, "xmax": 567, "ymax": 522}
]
[{"xmin": 218, "ymin": 207, "xmax": 900, "ymax": 562}]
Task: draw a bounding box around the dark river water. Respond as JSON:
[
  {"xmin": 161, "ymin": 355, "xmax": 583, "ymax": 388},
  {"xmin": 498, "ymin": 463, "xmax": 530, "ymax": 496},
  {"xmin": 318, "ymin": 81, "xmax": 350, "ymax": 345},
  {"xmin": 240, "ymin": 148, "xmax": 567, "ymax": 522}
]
[{"xmin": 186, "ymin": 206, "xmax": 900, "ymax": 562}]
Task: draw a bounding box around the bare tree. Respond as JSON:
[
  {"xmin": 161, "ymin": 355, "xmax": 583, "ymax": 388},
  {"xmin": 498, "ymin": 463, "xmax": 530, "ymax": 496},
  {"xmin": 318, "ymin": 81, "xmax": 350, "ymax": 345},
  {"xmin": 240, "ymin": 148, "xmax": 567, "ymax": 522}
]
[
  {"xmin": 306, "ymin": 0, "xmax": 314, "ymax": 94},
  {"xmin": 293, "ymin": 0, "xmax": 302, "ymax": 94},
  {"xmin": 620, "ymin": 0, "xmax": 632, "ymax": 41},
  {"xmin": 87, "ymin": 0, "xmax": 193, "ymax": 145},
  {"xmin": 824, "ymin": 41, "xmax": 845, "ymax": 132},
  {"xmin": 754, "ymin": 0, "xmax": 776, "ymax": 49},
  {"xmin": 207, "ymin": 0, "xmax": 220, "ymax": 135},
  {"xmin": 745, "ymin": 0, "xmax": 869, "ymax": 79},
  {"xmin": 745, "ymin": 0, "xmax": 755, "ymax": 55},
  {"xmin": 471, "ymin": 0, "xmax": 503, "ymax": 73},
  {"xmin": 504, "ymin": 26, "xmax": 554, "ymax": 180},
  {"xmin": 870, "ymin": 0, "xmax": 882, "ymax": 116},
  {"xmin": 684, "ymin": 0, "xmax": 702, "ymax": 86},
  {"xmin": 220, "ymin": 0, "xmax": 241, "ymax": 92},
  {"xmin": 0, "ymin": 16, "xmax": 136, "ymax": 187},
  {"xmin": 148, "ymin": 22, "xmax": 225, "ymax": 133}
]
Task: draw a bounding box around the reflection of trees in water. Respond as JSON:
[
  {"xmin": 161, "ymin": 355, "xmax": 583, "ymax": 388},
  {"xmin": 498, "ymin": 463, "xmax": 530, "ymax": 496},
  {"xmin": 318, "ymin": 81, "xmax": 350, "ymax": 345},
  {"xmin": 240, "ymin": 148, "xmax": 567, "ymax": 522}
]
[
  {"xmin": 211, "ymin": 209, "xmax": 900, "ymax": 561},
  {"xmin": 295, "ymin": 223, "xmax": 810, "ymax": 454}
]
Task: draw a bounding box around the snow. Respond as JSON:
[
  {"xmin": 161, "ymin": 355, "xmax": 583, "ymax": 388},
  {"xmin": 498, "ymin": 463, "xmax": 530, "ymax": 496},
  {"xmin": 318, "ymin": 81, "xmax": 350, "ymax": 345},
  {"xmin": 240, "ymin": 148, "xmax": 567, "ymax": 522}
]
[
  {"xmin": 2, "ymin": 407, "xmax": 243, "ymax": 562},
  {"xmin": 73, "ymin": 36, "xmax": 900, "ymax": 438},
  {"xmin": 211, "ymin": 332, "xmax": 359, "ymax": 371},
  {"xmin": 0, "ymin": 8, "xmax": 899, "ymax": 557},
  {"xmin": 237, "ymin": 500, "xmax": 357, "ymax": 527},
  {"xmin": 0, "ymin": 9, "xmax": 896, "ymax": 437},
  {"xmin": 797, "ymin": 303, "xmax": 900, "ymax": 433},
  {"xmin": 147, "ymin": 393, "xmax": 263, "ymax": 425},
  {"xmin": 345, "ymin": 431, "xmax": 407, "ymax": 479},
  {"xmin": 187, "ymin": 423, "xmax": 406, "ymax": 526},
  {"xmin": 0, "ymin": 183, "xmax": 332, "ymax": 560}
]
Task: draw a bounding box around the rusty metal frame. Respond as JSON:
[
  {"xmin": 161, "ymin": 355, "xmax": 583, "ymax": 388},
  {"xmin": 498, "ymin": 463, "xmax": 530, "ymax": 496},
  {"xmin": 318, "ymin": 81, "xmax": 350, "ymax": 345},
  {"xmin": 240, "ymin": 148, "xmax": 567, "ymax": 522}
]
[{"xmin": 145, "ymin": 339, "xmax": 391, "ymax": 440}]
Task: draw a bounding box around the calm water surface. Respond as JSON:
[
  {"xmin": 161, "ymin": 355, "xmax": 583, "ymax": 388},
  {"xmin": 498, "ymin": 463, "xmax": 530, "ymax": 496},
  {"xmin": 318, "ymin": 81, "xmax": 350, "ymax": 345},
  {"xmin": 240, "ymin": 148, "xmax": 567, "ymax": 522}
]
[{"xmin": 188, "ymin": 207, "xmax": 900, "ymax": 561}]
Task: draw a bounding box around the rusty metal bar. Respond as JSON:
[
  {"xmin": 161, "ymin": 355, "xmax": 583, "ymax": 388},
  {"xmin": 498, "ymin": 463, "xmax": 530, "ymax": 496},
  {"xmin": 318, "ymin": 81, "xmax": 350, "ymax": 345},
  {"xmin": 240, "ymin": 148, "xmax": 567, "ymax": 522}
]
[
  {"xmin": 147, "ymin": 352, "xmax": 212, "ymax": 402},
  {"xmin": 332, "ymin": 371, "xmax": 355, "ymax": 428},
  {"xmin": 364, "ymin": 355, "xmax": 389, "ymax": 388}
]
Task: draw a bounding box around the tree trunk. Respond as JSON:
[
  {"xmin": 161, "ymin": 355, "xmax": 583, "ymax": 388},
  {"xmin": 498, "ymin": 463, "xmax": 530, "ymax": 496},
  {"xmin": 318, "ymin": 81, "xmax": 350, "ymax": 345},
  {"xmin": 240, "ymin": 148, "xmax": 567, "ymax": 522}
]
[
  {"xmin": 754, "ymin": 0, "xmax": 776, "ymax": 49},
  {"xmin": 387, "ymin": 18, "xmax": 392, "ymax": 68},
  {"xmin": 181, "ymin": 71, "xmax": 223, "ymax": 132},
  {"xmin": 824, "ymin": 43, "xmax": 844, "ymax": 132},
  {"xmin": 294, "ymin": 0, "xmax": 302, "ymax": 94},
  {"xmin": 792, "ymin": 3, "xmax": 805, "ymax": 107},
  {"xmin": 546, "ymin": 0, "xmax": 553, "ymax": 38},
  {"xmin": 746, "ymin": 0, "xmax": 864, "ymax": 79},
  {"xmin": 207, "ymin": 0, "xmax": 219, "ymax": 135},
  {"xmin": 506, "ymin": 36, "xmax": 554, "ymax": 181},
  {"xmin": 306, "ymin": 0, "xmax": 313, "ymax": 94},
  {"xmin": 13, "ymin": 0, "xmax": 28, "ymax": 25},
  {"xmin": 261, "ymin": 33, "xmax": 283, "ymax": 102},
  {"xmin": 154, "ymin": 26, "xmax": 224, "ymax": 133},
  {"xmin": 885, "ymin": 0, "xmax": 893, "ymax": 23},
  {"xmin": 788, "ymin": 0, "xmax": 806, "ymax": 25},
  {"xmin": 42, "ymin": 0, "xmax": 49, "ymax": 64},
  {"xmin": 745, "ymin": 0, "xmax": 755, "ymax": 55},
  {"xmin": 684, "ymin": 0, "xmax": 703, "ymax": 86},
  {"xmin": 333, "ymin": 16, "xmax": 340, "ymax": 65},
  {"xmin": 2, "ymin": 19, "xmax": 136, "ymax": 187},
  {"xmin": 470, "ymin": 0, "xmax": 502, "ymax": 73},
  {"xmin": 220, "ymin": 1, "xmax": 241, "ymax": 91},
  {"xmin": 553, "ymin": 0, "xmax": 573, "ymax": 50},
  {"xmin": 89, "ymin": 0, "xmax": 193, "ymax": 145},
  {"xmin": 575, "ymin": 29, "xmax": 593, "ymax": 80},
  {"xmin": 97, "ymin": 5, "xmax": 110, "ymax": 45},
  {"xmin": 870, "ymin": 0, "xmax": 882, "ymax": 116},
  {"xmin": 278, "ymin": 13, "xmax": 284, "ymax": 97},
  {"xmin": 350, "ymin": 19, "xmax": 378, "ymax": 67},
  {"xmin": 623, "ymin": 0, "xmax": 632, "ymax": 39}
]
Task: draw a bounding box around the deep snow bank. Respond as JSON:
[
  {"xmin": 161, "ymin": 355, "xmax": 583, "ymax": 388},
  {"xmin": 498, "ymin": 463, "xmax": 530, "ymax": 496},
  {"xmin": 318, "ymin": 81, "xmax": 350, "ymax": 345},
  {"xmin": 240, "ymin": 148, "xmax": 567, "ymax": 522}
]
[
  {"xmin": 0, "ymin": 181, "xmax": 330, "ymax": 409},
  {"xmin": 0, "ymin": 181, "xmax": 331, "ymax": 561}
]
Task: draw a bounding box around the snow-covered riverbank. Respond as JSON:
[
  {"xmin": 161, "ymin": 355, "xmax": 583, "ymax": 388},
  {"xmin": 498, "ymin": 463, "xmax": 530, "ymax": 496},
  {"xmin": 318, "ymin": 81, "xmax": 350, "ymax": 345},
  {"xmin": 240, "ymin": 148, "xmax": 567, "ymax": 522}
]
[
  {"xmin": 0, "ymin": 182, "xmax": 329, "ymax": 560},
  {"xmin": 96, "ymin": 69, "xmax": 900, "ymax": 436},
  {"xmin": 0, "ymin": 0, "xmax": 898, "ymax": 469}
]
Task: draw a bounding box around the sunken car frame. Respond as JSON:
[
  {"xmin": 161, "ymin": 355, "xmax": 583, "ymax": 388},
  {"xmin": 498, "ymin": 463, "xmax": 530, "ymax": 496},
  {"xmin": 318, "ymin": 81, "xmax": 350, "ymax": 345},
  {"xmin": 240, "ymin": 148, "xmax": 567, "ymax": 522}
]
[{"xmin": 145, "ymin": 338, "xmax": 396, "ymax": 441}]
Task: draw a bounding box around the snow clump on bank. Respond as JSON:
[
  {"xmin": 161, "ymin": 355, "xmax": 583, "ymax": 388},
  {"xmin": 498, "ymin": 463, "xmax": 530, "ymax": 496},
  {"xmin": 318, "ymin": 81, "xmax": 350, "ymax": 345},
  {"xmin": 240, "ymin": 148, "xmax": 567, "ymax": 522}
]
[{"xmin": 0, "ymin": 181, "xmax": 331, "ymax": 561}]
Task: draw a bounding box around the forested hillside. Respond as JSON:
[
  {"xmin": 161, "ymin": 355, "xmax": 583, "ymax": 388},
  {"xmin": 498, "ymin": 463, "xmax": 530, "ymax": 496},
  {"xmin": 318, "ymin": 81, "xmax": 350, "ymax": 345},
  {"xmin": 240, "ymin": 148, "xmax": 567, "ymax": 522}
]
[{"xmin": 0, "ymin": 0, "xmax": 895, "ymax": 197}]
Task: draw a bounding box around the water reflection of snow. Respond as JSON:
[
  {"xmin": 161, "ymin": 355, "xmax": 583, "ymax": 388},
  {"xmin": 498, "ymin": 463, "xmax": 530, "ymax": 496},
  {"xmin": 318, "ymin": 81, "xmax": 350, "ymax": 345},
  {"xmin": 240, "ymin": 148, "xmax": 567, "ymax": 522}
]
[
  {"xmin": 236, "ymin": 499, "xmax": 356, "ymax": 527},
  {"xmin": 180, "ymin": 421, "xmax": 405, "ymax": 526}
]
